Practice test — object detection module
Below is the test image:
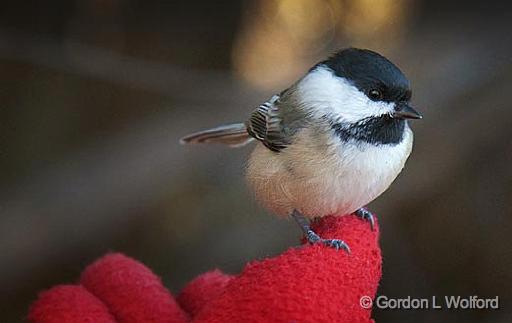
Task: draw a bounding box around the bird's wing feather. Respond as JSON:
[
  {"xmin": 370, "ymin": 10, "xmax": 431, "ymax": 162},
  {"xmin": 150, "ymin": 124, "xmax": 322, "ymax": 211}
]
[
  {"xmin": 246, "ymin": 95, "xmax": 290, "ymax": 152},
  {"xmin": 180, "ymin": 123, "xmax": 254, "ymax": 147}
]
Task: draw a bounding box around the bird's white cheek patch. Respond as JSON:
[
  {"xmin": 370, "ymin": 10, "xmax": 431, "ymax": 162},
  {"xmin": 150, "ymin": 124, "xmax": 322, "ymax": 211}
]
[
  {"xmin": 297, "ymin": 66, "xmax": 396, "ymax": 123},
  {"xmin": 367, "ymin": 101, "xmax": 396, "ymax": 119}
]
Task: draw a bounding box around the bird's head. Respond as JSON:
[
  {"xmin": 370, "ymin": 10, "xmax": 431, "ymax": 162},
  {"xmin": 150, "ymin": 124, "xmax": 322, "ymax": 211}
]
[{"xmin": 295, "ymin": 48, "xmax": 421, "ymax": 145}]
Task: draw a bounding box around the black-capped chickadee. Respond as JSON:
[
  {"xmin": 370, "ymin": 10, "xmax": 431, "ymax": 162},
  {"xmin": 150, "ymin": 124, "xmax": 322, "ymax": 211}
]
[{"xmin": 181, "ymin": 48, "xmax": 422, "ymax": 252}]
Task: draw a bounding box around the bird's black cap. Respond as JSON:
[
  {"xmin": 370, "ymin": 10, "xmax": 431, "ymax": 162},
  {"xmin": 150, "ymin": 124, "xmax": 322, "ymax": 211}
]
[{"xmin": 320, "ymin": 48, "xmax": 411, "ymax": 103}]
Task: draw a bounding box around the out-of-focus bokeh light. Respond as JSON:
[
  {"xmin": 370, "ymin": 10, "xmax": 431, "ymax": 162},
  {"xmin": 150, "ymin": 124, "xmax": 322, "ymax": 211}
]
[
  {"xmin": 232, "ymin": 0, "xmax": 411, "ymax": 90},
  {"xmin": 232, "ymin": 0, "xmax": 338, "ymax": 90},
  {"xmin": 343, "ymin": 0, "xmax": 409, "ymax": 44}
]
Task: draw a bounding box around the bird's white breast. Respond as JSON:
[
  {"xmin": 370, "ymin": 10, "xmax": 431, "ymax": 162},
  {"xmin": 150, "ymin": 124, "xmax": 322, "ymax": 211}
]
[{"xmin": 246, "ymin": 125, "xmax": 413, "ymax": 218}]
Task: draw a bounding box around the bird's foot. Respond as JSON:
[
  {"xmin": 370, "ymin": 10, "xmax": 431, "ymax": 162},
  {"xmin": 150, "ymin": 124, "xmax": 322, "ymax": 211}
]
[
  {"xmin": 355, "ymin": 207, "xmax": 375, "ymax": 231},
  {"xmin": 292, "ymin": 209, "xmax": 350, "ymax": 253},
  {"xmin": 305, "ymin": 227, "xmax": 350, "ymax": 253}
]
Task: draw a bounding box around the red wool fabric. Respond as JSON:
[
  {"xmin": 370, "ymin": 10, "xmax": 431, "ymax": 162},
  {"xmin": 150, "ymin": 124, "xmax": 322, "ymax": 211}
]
[
  {"xmin": 27, "ymin": 285, "xmax": 116, "ymax": 323},
  {"xmin": 80, "ymin": 253, "xmax": 189, "ymax": 323},
  {"xmin": 28, "ymin": 214, "xmax": 382, "ymax": 323},
  {"xmin": 177, "ymin": 270, "xmax": 234, "ymax": 317}
]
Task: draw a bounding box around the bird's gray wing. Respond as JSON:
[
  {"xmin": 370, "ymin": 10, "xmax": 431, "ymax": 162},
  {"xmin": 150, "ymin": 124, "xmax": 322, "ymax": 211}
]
[{"xmin": 246, "ymin": 95, "xmax": 290, "ymax": 152}]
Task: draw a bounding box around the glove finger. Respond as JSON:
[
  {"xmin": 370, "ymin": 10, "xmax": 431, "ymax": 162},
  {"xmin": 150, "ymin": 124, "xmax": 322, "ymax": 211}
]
[
  {"xmin": 80, "ymin": 253, "xmax": 189, "ymax": 323},
  {"xmin": 28, "ymin": 285, "xmax": 116, "ymax": 323},
  {"xmin": 177, "ymin": 269, "xmax": 233, "ymax": 317},
  {"xmin": 193, "ymin": 214, "xmax": 381, "ymax": 323}
]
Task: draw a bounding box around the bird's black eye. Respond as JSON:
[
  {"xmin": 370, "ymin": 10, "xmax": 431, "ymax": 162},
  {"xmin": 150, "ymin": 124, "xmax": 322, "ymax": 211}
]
[{"xmin": 368, "ymin": 89, "xmax": 383, "ymax": 101}]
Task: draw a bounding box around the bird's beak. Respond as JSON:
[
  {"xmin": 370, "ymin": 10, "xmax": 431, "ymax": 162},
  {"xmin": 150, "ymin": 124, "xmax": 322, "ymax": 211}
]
[{"xmin": 391, "ymin": 103, "xmax": 422, "ymax": 120}]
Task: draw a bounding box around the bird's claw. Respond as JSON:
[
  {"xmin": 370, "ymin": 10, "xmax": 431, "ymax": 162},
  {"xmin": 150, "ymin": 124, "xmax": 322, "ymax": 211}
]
[
  {"xmin": 293, "ymin": 211, "xmax": 350, "ymax": 253},
  {"xmin": 355, "ymin": 208, "xmax": 375, "ymax": 231},
  {"xmin": 321, "ymin": 238, "xmax": 351, "ymax": 253},
  {"xmin": 305, "ymin": 230, "xmax": 350, "ymax": 253}
]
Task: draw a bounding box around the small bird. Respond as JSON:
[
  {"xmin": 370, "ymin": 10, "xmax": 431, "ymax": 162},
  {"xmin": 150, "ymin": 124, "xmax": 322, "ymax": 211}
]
[{"xmin": 181, "ymin": 48, "xmax": 421, "ymax": 252}]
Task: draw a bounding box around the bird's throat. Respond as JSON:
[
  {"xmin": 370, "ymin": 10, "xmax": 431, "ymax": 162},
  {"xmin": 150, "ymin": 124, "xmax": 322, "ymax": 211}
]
[{"xmin": 331, "ymin": 115, "xmax": 406, "ymax": 145}]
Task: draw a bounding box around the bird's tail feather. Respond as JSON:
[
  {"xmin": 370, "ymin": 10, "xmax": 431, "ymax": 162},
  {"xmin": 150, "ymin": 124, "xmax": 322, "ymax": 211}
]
[{"xmin": 179, "ymin": 123, "xmax": 254, "ymax": 148}]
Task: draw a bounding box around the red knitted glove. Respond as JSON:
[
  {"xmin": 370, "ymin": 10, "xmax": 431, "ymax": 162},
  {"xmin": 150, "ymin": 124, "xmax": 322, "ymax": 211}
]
[{"xmin": 28, "ymin": 214, "xmax": 381, "ymax": 323}]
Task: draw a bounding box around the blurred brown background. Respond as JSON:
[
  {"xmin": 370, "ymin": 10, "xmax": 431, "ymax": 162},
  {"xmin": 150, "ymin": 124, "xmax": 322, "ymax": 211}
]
[{"xmin": 1, "ymin": 1, "xmax": 511, "ymax": 322}]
